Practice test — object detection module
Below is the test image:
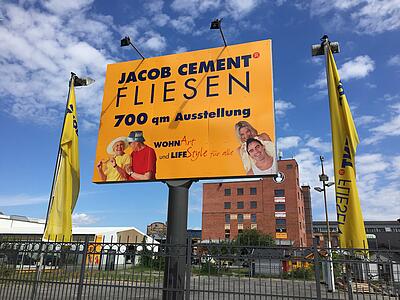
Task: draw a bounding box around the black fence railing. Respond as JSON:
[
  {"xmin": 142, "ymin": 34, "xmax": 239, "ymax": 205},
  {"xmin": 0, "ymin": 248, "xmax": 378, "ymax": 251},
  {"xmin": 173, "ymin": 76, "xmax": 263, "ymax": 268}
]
[{"xmin": 0, "ymin": 238, "xmax": 399, "ymax": 299}]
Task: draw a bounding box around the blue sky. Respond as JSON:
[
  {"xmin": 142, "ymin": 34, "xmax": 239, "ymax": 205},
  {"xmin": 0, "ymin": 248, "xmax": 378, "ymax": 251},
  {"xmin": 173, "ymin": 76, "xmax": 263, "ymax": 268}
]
[{"xmin": 0, "ymin": 0, "xmax": 399, "ymax": 232}]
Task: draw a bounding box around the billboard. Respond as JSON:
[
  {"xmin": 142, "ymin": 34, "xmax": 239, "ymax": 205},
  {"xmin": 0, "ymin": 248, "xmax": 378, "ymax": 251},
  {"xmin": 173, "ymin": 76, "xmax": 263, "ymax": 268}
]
[{"xmin": 93, "ymin": 39, "xmax": 276, "ymax": 183}]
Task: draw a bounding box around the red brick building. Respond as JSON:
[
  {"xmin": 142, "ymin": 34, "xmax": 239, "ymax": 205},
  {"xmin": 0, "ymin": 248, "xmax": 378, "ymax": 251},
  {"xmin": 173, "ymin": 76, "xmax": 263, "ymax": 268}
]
[{"xmin": 202, "ymin": 159, "xmax": 312, "ymax": 247}]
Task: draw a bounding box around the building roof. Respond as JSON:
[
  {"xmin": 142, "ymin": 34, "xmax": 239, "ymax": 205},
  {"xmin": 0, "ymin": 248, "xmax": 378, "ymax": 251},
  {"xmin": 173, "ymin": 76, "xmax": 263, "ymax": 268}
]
[
  {"xmin": 0, "ymin": 213, "xmax": 157, "ymax": 243},
  {"xmin": 313, "ymin": 220, "xmax": 400, "ymax": 226}
]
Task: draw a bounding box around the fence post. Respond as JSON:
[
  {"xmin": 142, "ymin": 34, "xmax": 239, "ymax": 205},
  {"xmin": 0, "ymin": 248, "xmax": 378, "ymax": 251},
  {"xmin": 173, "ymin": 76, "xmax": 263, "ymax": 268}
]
[
  {"xmin": 77, "ymin": 236, "xmax": 89, "ymax": 300},
  {"xmin": 30, "ymin": 241, "xmax": 45, "ymax": 300},
  {"xmin": 185, "ymin": 237, "xmax": 192, "ymax": 300},
  {"xmin": 346, "ymin": 261, "xmax": 354, "ymax": 300},
  {"xmin": 313, "ymin": 242, "xmax": 322, "ymax": 300}
]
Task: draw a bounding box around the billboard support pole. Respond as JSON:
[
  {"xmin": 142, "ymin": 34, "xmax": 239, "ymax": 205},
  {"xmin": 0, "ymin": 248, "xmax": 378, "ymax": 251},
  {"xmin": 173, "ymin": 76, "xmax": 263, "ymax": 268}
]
[{"xmin": 163, "ymin": 179, "xmax": 192, "ymax": 300}]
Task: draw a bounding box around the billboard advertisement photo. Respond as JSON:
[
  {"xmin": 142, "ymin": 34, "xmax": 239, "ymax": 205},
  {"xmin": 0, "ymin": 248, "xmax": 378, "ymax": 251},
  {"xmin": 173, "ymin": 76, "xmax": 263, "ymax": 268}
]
[{"xmin": 93, "ymin": 39, "xmax": 276, "ymax": 183}]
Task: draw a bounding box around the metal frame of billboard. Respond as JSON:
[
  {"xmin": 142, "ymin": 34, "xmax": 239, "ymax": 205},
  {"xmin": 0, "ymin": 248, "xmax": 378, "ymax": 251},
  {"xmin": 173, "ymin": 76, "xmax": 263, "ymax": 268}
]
[{"xmin": 93, "ymin": 39, "xmax": 277, "ymax": 184}]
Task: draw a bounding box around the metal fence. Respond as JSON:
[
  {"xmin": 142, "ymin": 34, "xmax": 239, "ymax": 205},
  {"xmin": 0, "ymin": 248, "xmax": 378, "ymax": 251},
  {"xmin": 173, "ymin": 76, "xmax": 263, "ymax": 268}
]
[{"xmin": 0, "ymin": 237, "xmax": 399, "ymax": 299}]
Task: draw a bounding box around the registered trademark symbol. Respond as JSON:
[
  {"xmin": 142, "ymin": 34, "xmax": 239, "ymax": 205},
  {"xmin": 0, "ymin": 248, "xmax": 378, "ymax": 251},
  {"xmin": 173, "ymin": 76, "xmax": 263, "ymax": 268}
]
[{"xmin": 253, "ymin": 52, "xmax": 260, "ymax": 58}]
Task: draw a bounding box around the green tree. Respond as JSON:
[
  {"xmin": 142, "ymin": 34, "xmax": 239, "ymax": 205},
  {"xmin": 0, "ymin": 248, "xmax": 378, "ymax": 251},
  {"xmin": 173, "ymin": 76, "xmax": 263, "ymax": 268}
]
[{"xmin": 235, "ymin": 229, "xmax": 275, "ymax": 246}]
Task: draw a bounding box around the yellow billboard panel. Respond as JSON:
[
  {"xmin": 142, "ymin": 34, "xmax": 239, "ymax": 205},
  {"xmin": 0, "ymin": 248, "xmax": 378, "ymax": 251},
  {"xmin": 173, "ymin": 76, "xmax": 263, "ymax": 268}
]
[
  {"xmin": 93, "ymin": 39, "xmax": 276, "ymax": 183},
  {"xmin": 276, "ymin": 232, "xmax": 288, "ymax": 239}
]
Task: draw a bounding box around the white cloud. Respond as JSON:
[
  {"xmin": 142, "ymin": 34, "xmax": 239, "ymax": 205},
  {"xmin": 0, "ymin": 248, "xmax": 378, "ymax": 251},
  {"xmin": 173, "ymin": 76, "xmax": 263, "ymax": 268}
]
[
  {"xmin": 310, "ymin": 55, "xmax": 375, "ymax": 89},
  {"xmin": 72, "ymin": 213, "xmax": 98, "ymax": 225},
  {"xmin": 139, "ymin": 31, "xmax": 167, "ymax": 52},
  {"xmin": 189, "ymin": 184, "xmax": 202, "ymax": 213},
  {"xmin": 357, "ymin": 153, "xmax": 390, "ymax": 175},
  {"xmin": 305, "ymin": 137, "xmax": 331, "ymax": 153},
  {"xmin": 225, "ymin": 0, "xmax": 263, "ymax": 20},
  {"xmin": 0, "ymin": 194, "xmax": 48, "ymax": 206},
  {"xmin": 170, "ymin": 16, "xmax": 196, "ymax": 34},
  {"xmin": 355, "ymin": 115, "xmax": 378, "ymax": 127},
  {"xmin": 310, "ymin": 0, "xmax": 362, "ymax": 16},
  {"xmin": 389, "ymin": 155, "xmax": 400, "ymax": 179},
  {"xmin": 174, "ymin": 46, "xmax": 188, "ymax": 53},
  {"xmin": 365, "ymin": 102, "xmax": 400, "ymax": 144},
  {"xmin": 388, "ymin": 54, "xmax": 400, "ymax": 66},
  {"xmin": 370, "ymin": 115, "xmax": 400, "ymax": 136},
  {"xmin": 143, "ymin": 0, "xmax": 164, "ymax": 14},
  {"xmin": 275, "ymin": 99, "xmax": 295, "ymax": 116},
  {"xmin": 42, "ymin": 0, "xmax": 94, "ymax": 15},
  {"xmin": 351, "ymin": 1, "xmax": 400, "ymax": 34},
  {"xmin": 382, "ymin": 93, "xmax": 400, "ymax": 102},
  {"xmin": 276, "ymin": 0, "xmax": 287, "ymax": 6},
  {"xmin": 153, "ymin": 13, "xmax": 170, "ymax": 27},
  {"xmin": 170, "ymin": 0, "xmax": 221, "ymax": 17},
  {"xmin": 277, "ymin": 136, "xmax": 301, "ymax": 149},
  {"xmin": 355, "ymin": 152, "xmax": 400, "ymax": 220},
  {"xmin": 0, "ymin": 2, "xmax": 114, "ymax": 126},
  {"xmin": 309, "ymin": 0, "xmax": 400, "ymax": 34},
  {"xmin": 339, "ymin": 55, "xmax": 375, "ymax": 80}
]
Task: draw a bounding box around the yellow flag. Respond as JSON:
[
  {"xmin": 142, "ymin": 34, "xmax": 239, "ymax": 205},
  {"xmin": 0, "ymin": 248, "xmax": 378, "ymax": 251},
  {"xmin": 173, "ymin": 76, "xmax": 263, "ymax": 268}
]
[
  {"xmin": 327, "ymin": 48, "xmax": 367, "ymax": 249},
  {"xmin": 44, "ymin": 79, "xmax": 80, "ymax": 241}
]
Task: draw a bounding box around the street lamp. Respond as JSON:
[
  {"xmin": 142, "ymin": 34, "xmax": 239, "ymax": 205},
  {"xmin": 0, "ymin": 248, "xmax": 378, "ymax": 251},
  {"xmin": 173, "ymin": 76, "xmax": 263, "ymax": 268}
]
[
  {"xmin": 210, "ymin": 18, "xmax": 227, "ymax": 47},
  {"xmin": 314, "ymin": 155, "xmax": 335, "ymax": 292},
  {"xmin": 311, "ymin": 35, "xmax": 340, "ymax": 57},
  {"xmin": 120, "ymin": 36, "xmax": 145, "ymax": 60},
  {"xmin": 72, "ymin": 73, "xmax": 95, "ymax": 87}
]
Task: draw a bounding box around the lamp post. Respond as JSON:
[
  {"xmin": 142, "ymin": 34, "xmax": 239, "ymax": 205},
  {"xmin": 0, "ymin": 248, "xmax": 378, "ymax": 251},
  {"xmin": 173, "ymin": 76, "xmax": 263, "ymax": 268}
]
[
  {"xmin": 120, "ymin": 36, "xmax": 145, "ymax": 60},
  {"xmin": 210, "ymin": 18, "xmax": 227, "ymax": 47},
  {"xmin": 314, "ymin": 155, "xmax": 335, "ymax": 292}
]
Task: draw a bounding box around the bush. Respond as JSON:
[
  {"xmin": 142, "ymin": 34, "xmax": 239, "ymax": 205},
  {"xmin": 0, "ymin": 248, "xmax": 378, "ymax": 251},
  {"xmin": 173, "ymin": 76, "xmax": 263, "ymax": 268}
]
[
  {"xmin": 284, "ymin": 266, "xmax": 313, "ymax": 280},
  {"xmin": 0, "ymin": 265, "xmax": 15, "ymax": 277},
  {"xmin": 199, "ymin": 262, "xmax": 219, "ymax": 275},
  {"xmin": 235, "ymin": 230, "xmax": 275, "ymax": 247}
]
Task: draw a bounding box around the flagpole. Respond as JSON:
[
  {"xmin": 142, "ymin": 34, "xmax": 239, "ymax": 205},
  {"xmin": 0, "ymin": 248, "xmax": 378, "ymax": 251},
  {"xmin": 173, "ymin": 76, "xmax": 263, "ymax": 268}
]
[
  {"xmin": 30, "ymin": 73, "xmax": 76, "ymax": 300},
  {"xmin": 42, "ymin": 73, "xmax": 76, "ymax": 240},
  {"xmin": 321, "ymin": 35, "xmax": 336, "ymax": 293}
]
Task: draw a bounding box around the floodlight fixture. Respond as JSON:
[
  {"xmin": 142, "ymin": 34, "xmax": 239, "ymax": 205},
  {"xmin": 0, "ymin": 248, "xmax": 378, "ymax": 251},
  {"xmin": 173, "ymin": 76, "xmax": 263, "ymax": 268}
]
[
  {"xmin": 120, "ymin": 36, "xmax": 145, "ymax": 60},
  {"xmin": 311, "ymin": 35, "xmax": 340, "ymax": 57},
  {"xmin": 326, "ymin": 182, "xmax": 335, "ymax": 187},
  {"xmin": 319, "ymin": 174, "xmax": 329, "ymax": 182},
  {"xmin": 210, "ymin": 19, "xmax": 221, "ymax": 30},
  {"xmin": 71, "ymin": 72, "xmax": 95, "ymax": 87},
  {"xmin": 314, "ymin": 187, "xmax": 323, "ymax": 193},
  {"xmin": 210, "ymin": 18, "xmax": 227, "ymax": 47}
]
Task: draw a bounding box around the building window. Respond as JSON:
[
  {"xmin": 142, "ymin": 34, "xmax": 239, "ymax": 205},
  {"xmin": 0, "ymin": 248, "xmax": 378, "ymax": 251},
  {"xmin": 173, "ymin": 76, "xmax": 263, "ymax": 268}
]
[
  {"xmin": 286, "ymin": 164, "xmax": 293, "ymax": 169},
  {"xmin": 250, "ymin": 201, "xmax": 257, "ymax": 209},
  {"xmin": 237, "ymin": 201, "xmax": 244, "ymax": 209},
  {"xmin": 224, "ymin": 188, "xmax": 231, "ymax": 196},
  {"xmin": 251, "ymin": 214, "xmax": 257, "ymax": 223},
  {"xmin": 276, "ymin": 219, "xmax": 286, "ymax": 226},
  {"xmin": 274, "ymin": 189, "xmax": 285, "ymax": 197},
  {"xmin": 250, "ymin": 187, "xmax": 257, "ymax": 195},
  {"xmin": 225, "ymin": 229, "xmax": 230, "ymax": 239},
  {"xmin": 237, "ymin": 188, "xmax": 244, "ymax": 195},
  {"xmin": 275, "ymin": 204, "xmax": 286, "ymax": 211},
  {"xmin": 225, "ymin": 214, "xmax": 230, "ymax": 223},
  {"xmin": 238, "ymin": 229, "xmax": 243, "ymax": 234},
  {"xmin": 237, "ymin": 214, "xmax": 244, "ymax": 223},
  {"xmin": 224, "ymin": 202, "xmax": 231, "ymax": 209}
]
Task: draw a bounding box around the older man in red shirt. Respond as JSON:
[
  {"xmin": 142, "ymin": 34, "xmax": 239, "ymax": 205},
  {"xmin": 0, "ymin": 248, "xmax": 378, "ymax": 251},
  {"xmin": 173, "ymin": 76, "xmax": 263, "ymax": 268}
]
[{"xmin": 125, "ymin": 130, "xmax": 157, "ymax": 180}]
